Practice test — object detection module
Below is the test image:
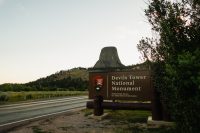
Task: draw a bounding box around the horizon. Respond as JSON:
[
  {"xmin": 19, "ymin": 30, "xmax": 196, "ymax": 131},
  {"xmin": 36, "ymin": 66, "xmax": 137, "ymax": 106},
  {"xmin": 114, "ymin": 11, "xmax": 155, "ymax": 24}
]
[
  {"xmin": 0, "ymin": 61, "xmax": 146, "ymax": 85},
  {"xmin": 0, "ymin": 0, "xmax": 152, "ymax": 84}
]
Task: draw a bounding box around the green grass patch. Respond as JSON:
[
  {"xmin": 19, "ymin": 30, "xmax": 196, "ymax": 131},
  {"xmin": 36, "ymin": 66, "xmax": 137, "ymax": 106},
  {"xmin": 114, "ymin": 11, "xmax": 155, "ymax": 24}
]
[
  {"xmin": 109, "ymin": 110, "xmax": 175, "ymax": 133},
  {"xmin": 82, "ymin": 109, "xmax": 151, "ymax": 122},
  {"xmin": 106, "ymin": 110, "xmax": 151, "ymax": 123},
  {"xmin": 59, "ymin": 126, "xmax": 73, "ymax": 131},
  {"xmin": 0, "ymin": 91, "xmax": 88, "ymax": 104},
  {"xmin": 82, "ymin": 108, "xmax": 93, "ymax": 116},
  {"xmin": 114, "ymin": 126, "xmax": 176, "ymax": 133},
  {"xmin": 32, "ymin": 126, "xmax": 48, "ymax": 133},
  {"xmin": 84, "ymin": 109, "xmax": 175, "ymax": 133}
]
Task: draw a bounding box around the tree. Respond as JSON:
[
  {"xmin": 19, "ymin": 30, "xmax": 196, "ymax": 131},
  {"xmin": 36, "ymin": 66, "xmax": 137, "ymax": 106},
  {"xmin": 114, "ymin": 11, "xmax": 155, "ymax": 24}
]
[{"xmin": 137, "ymin": 0, "xmax": 200, "ymax": 132}]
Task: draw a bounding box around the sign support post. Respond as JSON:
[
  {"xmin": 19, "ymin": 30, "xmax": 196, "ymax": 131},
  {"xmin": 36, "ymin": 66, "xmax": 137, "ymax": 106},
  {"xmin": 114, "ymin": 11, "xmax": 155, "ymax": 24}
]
[
  {"xmin": 93, "ymin": 95, "xmax": 103, "ymax": 116},
  {"xmin": 152, "ymin": 89, "xmax": 162, "ymax": 120}
]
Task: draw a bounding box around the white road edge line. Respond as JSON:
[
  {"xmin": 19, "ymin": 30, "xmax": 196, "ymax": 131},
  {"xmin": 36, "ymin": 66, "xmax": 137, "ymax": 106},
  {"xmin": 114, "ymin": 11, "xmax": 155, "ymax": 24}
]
[
  {"xmin": 0, "ymin": 98, "xmax": 88, "ymax": 110},
  {"xmin": 0, "ymin": 106, "xmax": 85, "ymax": 127},
  {"xmin": 0, "ymin": 96, "xmax": 87, "ymax": 108},
  {"xmin": 0, "ymin": 100, "xmax": 88, "ymax": 115}
]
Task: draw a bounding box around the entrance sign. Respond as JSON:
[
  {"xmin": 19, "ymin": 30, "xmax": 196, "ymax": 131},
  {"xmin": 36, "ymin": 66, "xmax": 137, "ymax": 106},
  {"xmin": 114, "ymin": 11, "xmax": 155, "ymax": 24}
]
[
  {"xmin": 87, "ymin": 46, "xmax": 167, "ymax": 121},
  {"xmin": 89, "ymin": 70, "xmax": 153, "ymax": 101}
]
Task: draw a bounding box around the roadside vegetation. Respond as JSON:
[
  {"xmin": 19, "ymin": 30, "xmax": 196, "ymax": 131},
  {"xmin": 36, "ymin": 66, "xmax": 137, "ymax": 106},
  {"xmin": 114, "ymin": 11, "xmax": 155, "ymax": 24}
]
[
  {"xmin": 0, "ymin": 91, "xmax": 87, "ymax": 104},
  {"xmin": 0, "ymin": 67, "xmax": 89, "ymax": 92},
  {"xmin": 138, "ymin": 0, "xmax": 200, "ymax": 132},
  {"xmin": 0, "ymin": 67, "xmax": 89, "ymax": 104}
]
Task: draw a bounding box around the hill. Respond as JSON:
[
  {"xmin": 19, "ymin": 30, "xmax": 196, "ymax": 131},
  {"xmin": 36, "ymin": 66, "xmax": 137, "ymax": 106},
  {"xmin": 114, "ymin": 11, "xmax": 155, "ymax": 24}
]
[
  {"xmin": 25, "ymin": 67, "xmax": 89, "ymax": 91},
  {"xmin": 0, "ymin": 67, "xmax": 89, "ymax": 91},
  {"xmin": 0, "ymin": 62, "xmax": 150, "ymax": 92},
  {"xmin": 49, "ymin": 67, "xmax": 88, "ymax": 81},
  {"xmin": 28, "ymin": 67, "xmax": 89, "ymax": 83}
]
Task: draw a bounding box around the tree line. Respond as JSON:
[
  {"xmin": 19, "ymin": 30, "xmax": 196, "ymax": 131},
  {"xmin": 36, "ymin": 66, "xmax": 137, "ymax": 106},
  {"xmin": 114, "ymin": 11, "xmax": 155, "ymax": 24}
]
[{"xmin": 0, "ymin": 76, "xmax": 88, "ymax": 91}]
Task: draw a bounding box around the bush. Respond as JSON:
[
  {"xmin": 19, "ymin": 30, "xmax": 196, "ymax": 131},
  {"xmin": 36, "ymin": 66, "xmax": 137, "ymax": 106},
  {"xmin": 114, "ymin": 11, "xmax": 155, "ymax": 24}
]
[
  {"xmin": 25, "ymin": 94, "xmax": 33, "ymax": 100},
  {"xmin": 0, "ymin": 94, "xmax": 9, "ymax": 101}
]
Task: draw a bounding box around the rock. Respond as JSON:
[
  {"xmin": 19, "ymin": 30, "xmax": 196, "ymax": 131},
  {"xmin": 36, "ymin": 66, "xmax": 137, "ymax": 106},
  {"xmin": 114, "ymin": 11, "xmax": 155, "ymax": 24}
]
[{"xmin": 94, "ymin": 46, "xmax": 125, "ymax": 68}]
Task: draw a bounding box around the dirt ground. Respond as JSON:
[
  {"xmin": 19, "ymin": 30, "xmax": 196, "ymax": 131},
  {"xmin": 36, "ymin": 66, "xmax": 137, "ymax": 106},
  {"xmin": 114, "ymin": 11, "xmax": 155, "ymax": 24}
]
[{"xmin": 8, "ymin": 110, "xmax": 132, "ymax": 133}]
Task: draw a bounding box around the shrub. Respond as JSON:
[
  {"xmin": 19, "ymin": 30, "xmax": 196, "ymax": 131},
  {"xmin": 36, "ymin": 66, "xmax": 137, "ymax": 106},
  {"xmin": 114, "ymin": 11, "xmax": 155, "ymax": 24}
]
[
  {"xmin": 0, "ymin": 94, "xmax": 9, "ymax": 101},
  {"xmin": 26, "ymin": 94, "xmax": 33, "ymax": 100}
]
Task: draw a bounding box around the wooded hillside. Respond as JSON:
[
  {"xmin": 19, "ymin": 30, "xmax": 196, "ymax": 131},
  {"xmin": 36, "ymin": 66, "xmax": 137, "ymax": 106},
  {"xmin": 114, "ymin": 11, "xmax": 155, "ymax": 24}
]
[{"xmin": 0, "ymin": 67, "xmax": 89, "ymax": 91}]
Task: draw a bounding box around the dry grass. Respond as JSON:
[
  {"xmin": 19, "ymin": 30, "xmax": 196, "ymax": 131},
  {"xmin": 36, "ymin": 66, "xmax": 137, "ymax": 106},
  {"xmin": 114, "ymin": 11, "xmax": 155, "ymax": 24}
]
[{"xmin": 0, "ymin": 91, "xmax": 88, "ymax": 104}]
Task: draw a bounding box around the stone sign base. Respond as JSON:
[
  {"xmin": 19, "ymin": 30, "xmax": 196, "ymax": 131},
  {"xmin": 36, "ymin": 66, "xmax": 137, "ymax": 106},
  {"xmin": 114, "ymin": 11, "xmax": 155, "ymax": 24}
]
[{"xmin": 147, "ymin": 116, "xmax": 175, "ymax": 128}]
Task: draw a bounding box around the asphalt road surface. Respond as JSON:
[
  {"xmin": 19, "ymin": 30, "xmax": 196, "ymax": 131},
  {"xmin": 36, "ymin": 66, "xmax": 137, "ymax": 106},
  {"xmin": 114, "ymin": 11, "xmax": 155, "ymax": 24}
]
[{"xmin": 0, "ymin": 96, "xmax": 88, "ymax": 127}]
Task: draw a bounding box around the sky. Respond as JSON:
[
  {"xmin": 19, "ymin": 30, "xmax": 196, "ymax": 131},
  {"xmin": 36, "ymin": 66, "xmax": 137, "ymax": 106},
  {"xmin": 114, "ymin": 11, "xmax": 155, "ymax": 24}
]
[{"xmin": 0, "ymin": 0, "xmax": 152, "ymax": 84}]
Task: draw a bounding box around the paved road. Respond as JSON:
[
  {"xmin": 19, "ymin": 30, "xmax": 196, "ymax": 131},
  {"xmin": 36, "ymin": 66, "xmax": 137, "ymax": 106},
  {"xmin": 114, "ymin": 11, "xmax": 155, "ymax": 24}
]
[{"xmin": 0, "ymin": 96, "xmax": 88, "ymax": 126}]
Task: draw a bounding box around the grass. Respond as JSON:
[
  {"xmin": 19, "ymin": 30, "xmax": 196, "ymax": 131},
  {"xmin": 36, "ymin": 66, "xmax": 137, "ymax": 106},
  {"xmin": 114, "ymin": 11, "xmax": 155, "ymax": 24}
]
[
  {"xmin": 114, "ymin": 126, "xmax": 176, "ymax": 133},
  {"xmin": 82, "ymin": 108, "xmax": 93, "ymax": 116},
  {"xmin": 109, "ymin": 110, "xmax": 176, "ymax": 133},
  {"xmin": 32, "ymin": 126, "xmax": 47, "ymax": 133},
  {"xmin": 83, "ymin": 109, "xmax": 176, "ymax": 133},
  {"xmin": 0, "ymin": 91, "xmax": 88, "ymax": 104},
  {"xmin": 106, "ymin": 110, "xmax": 151, "ymax": 123},
  {"xmin": 58, "ymin": 126, "xmax": 73, "ymax": 131}
]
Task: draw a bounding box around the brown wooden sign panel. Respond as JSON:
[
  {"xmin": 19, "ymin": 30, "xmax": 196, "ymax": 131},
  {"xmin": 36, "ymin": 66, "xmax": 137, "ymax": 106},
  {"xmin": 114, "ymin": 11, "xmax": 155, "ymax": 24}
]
[{"xmin": 89, "ymin": 70, "xmax": 153, "ymax": 101}]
